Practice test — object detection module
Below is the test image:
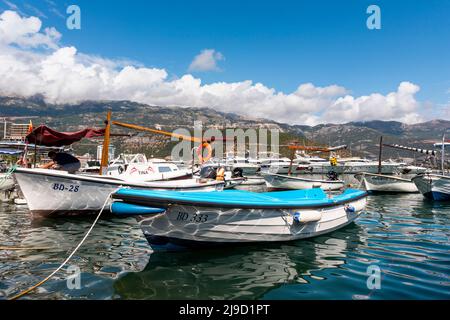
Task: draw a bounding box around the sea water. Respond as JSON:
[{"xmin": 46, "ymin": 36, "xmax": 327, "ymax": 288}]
[{"xmin": 0, "ymin": 192, "xmax": 449, "ymax": 299}]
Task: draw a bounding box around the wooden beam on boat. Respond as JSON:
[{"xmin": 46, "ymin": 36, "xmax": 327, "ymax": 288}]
[
  {"xmin": 112, "ymin": 120, "xmax": 201, "ymax": 143},
  {"xmin": 99, "ymin": 111, "xmax": 111, "ymax": 175}
]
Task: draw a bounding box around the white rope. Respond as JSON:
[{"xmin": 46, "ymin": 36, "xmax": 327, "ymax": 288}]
[
  {"xmin": 8, "ymin": 190, "xmax": 117, "ymax": 300},
  {"xmin": 0, "ymin": 164, "xmax": 17, "ymax": 188}
]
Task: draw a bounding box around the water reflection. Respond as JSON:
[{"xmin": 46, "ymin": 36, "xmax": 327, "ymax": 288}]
[{"xmin": 114, "ymin": 226, "xmax": 361, "ymax": 299}]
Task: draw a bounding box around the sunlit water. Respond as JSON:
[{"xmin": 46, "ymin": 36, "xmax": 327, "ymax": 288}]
[{"xmin": 0, "ymin": 190, "xmax": 449, "ymax": 300}]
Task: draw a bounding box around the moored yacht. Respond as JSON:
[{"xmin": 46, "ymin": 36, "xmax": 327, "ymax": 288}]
[
  {"xmin": 105, "ymin": 153, "xmax": 191, "ymax": 182},
  {"xmin": 225, "ymin": 155, "xmax": 260, "ymax": 176}
]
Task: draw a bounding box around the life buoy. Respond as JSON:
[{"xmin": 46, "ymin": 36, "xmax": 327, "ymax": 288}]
[{"xmin": 196, "ymin": 142, "xmax": 212, "ymax": 163}]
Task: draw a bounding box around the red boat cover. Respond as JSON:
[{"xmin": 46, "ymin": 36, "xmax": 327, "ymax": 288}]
[{"xmin": 26, "ymin": 125, "xmax": 105, "ymax": 147}]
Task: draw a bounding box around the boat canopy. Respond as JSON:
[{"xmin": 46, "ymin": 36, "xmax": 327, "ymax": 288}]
[
  {"xmin": 112, "ymin": 188, "xmax": 367, "ymax": 209},
  {"xmin": 26, "ymin": 125, "xmax": 105, "ymax": 147}
]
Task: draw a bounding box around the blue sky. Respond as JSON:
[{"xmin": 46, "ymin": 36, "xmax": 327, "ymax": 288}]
[{"xmin": 0, "ymin": 0, "xmax": 449, "ymax": 124}]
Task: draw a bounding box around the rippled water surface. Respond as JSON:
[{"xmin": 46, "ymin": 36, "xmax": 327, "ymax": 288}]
[{"xmin": 0, "ymin": 192, "xmax": 449, "ymax": 299}]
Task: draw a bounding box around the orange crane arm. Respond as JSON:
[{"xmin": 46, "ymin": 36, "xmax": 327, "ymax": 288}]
[{"xmin": 112, "ymin": 120, "xmax": 202, "ymax": 143}]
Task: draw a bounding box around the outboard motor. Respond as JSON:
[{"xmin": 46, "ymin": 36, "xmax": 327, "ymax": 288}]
[
  {"xmin": 199, "ymin": 166, "xmax": 217, "ymax": 179},
  {"xmin": 326, "ymin": 170, "xmax": 339, "ymax": 181},
  {"xmin": 232, "ymin": 167, "xmax": 244, "ymax": 178}
]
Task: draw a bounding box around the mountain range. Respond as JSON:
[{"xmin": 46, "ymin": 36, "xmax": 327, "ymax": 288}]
[{"xmin": 0, "ymin": 95, "xmax": 448, "ymax": 160}]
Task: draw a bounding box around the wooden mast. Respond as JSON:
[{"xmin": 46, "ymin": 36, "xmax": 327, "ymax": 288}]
[
  {"xmin": 378, "ymin": 136, "xmax": 383, "ymax": 174},
  {"xmin": 441, "ymin": 134, "xmax": 445, "ymax": 175},
  {"xmin": 288, "ymin": 146, "xmax": 296, "ymax": 176},
  {"xmin": 99, "ymin": 111, "xmax": 111, "ymax": 175}
]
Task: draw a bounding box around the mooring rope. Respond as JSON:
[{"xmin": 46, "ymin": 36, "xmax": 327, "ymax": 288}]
[
  {"xmin": 8, "ymin": 191, "xmax": 115, "ymax": 300},
  {"xmin": 0, "ymin": 164, "xmax": 18, "ymax": 188}
]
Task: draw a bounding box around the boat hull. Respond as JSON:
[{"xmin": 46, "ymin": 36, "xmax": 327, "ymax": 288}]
[
  {"xmin": 412, "ymin": 174, "xmax": 450, "ymax": 201},
  {"xmin": 263, "ymin": 173, "xmax": 344, "ymax": 191},
  {"xmin": 111, "ymin": 188, "xmax": 367, "ymax": 251},
  {"xmin": 136, "ymin": 197, "xmax": 365, "ymax": 251},
  {"xmin": 14, "ymin": 168, "xmax": 224, "ymax": 217},
  {"xmin": 356, "ymin": 173, "xmax": 418, "ymax": 193},
  {"xmin": 304, "ymin": 163, "xmax": 400, "ymax": 175}
]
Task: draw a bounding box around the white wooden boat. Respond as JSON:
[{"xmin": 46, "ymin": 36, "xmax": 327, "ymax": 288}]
[
  {"xmin": 13, "ymin": 168, "xmax": 226, "ymax": 217},
  {"xmin": 111, "ymin": 188, "xmax": 367, "ymax": 251},
  {"xmin": 411, "ymin": 139, "xmax": 450, "ymax": 201},
  {"xmin": 298, "ymin": 157, "xmax": 403, "ymax": 175},
  {"xmin": 262, "ymin": 173, "xmax": 344, "ymax": 191},
  {"xmin": 412, "ymin": 173, "xmax": 450, "ymax": 201},
  {"xmin": 355, "ymin": 172, "xmax": 418, "ymax": 193}
]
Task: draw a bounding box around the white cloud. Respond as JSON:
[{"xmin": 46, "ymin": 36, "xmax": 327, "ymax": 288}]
[
  {"xmin": 188, "ymin": 49, "xmax": 224, "ymax": 72},
  {"xmin": 0, "ymin": 10, "xmax": 60, "ymax": 49},
  {"xmin": 321, "ymin": 82, "xmax": 422, "ymax": 124},
  {"xmin": 0, "ymin": 10, "xmax": 438, "ymax": 125}
]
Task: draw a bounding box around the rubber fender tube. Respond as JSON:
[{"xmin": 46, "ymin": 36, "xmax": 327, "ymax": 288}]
[{"xmin": 111, "ymin": 202, "xmax": 165, "ymax": 216}]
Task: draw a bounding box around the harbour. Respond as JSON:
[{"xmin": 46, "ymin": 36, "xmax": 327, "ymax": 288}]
[
  {"xmin": 1, "ymin": 192, "xmax": 449, "ymax": 299},
  {"xmin": 0, "ymin": 113, "xmax": 449, "ymax": 300}
]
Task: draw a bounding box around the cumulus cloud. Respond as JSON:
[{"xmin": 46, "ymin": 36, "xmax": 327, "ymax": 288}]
[
  {"xmin": 0, "ymin": 10, "xmax": 434, "ymax": 125},
  {"xmin": 0, "ymin": 10, "xmax": 60, "ymax": 48},
  {"xmin": 321, "ymin": 82, "xmax": 422, "ymax": 124},
  {"xmin": 188, "ymin": 49, "xmax": 224, "ymax": 72}
]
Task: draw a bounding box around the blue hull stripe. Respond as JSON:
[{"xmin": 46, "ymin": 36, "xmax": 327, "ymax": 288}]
[
  {"xmin": 146, "ymin": 235, "xmax": 262, "ymax": 252},
  {"xmin": 423, "ymin": 191, "xmax": 450, "ymax": 201}
]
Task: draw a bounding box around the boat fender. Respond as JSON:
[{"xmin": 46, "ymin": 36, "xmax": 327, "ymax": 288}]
[
  {"xmin": 293, "ymin": 211, "xmax": 322, "ymax": 223},
  {"xmin": 344, "ymin": 204, "xmax": 356, "ymax": 213},
  {"xmin": 111, "ymin": 202, "xmax": 166, "ymax": 216}
]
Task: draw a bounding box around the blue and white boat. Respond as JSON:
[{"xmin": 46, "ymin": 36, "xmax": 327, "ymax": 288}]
[
  {"xmin": 412, "ymin": 174, "xmax": 450, "ymax": 201},
  {"xmin": 111, "ymin": 188, "xmax": 367, "ymax": 251},
  {"xmin": 412, "ymin": 138, "xmax": 450, "ymax": 201}
]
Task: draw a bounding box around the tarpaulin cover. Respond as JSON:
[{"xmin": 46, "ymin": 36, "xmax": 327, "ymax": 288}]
[
  {"xmin": 26, "ymin": 125, "xmax": 105, "ymax": 147},
  {"xmin": 0, "ymin": 148, "xmax": 23, "ymax": 155}
]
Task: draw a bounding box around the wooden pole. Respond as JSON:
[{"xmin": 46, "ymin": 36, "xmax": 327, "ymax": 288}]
[
  {"xmin": 288, "ymin": 147, "xmax": 295, "ymax": 176},
  {"xmin": 378, "ymin": 136, "xmax": 383, "ymax": 174},
  {"xmin": 441, "ymin": 134, "xmax": 445, "ymax": 175},
  {"xmin": 112, "ymin": 120, "xmax": 200, "ymax": 143},
  {"xmin": 99, "ymin": 111, "xmax": 111, "ymax": 175}
]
